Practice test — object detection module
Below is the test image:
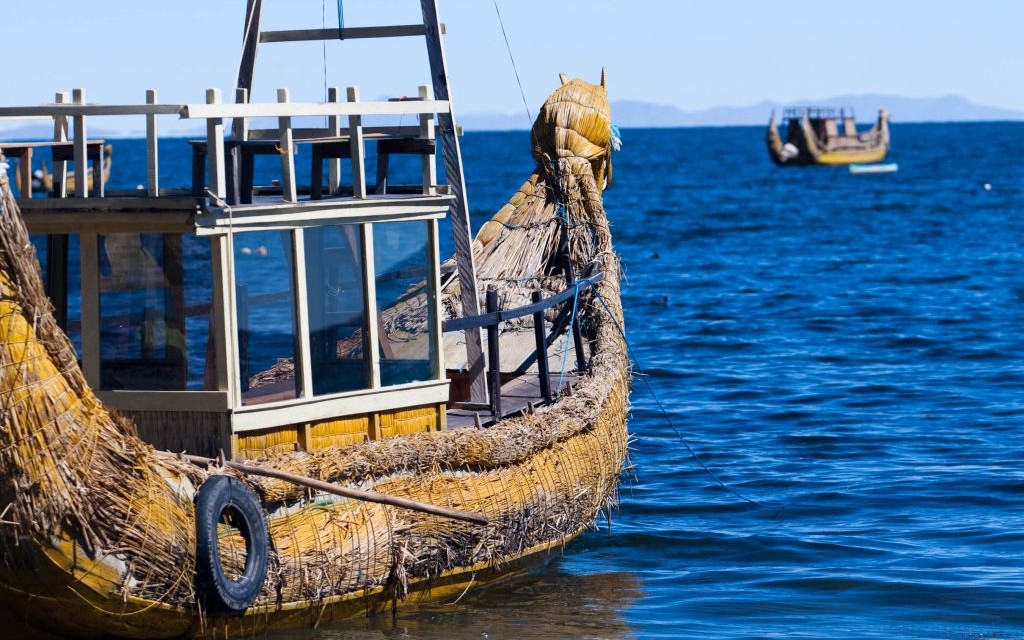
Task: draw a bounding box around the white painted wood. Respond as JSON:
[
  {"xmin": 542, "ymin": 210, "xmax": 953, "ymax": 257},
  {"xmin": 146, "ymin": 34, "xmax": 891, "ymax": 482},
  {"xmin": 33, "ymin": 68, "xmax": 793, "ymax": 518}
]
[
  {"xmin": 327, "ymin": 87, "xmax": 341, "ymax": 194},
  {"xmin": 52, "ymin": 92, "xmax": 69, "ymax": 198},
  {"xmin": 72, "ymin": 89, "xmax": 87, "ymax": 198},
  {"xmin": 362, "ymin": 223, "xmax": 380, "ymax": 388},
  {"xmin": 80, "ymin": 233, "xmax": 101, "ymax": 387},
  {"xmin": 96, "ymin": 390, "xmax": 230, "ymax": 413},
  {"xmin": 205, "ymin": 89, "xmax": 226, "ymax": 199},
  {"xmin": 277, "ymin": 88, "xmax": 298, "ymax": 203},
  {"xmin": 181, "ymin": 99, "xmax": 450, "ymax": 120},
  {"xmin": 347, "ymin": 86, "xmax": 367, "ymax": 198},
  {"xmin": 292, "ymin": 229, "xmax": 313, "ymax": 398},
  {"xmin": 145, "ymin": 90, "xmax": 159, "ymax": 196},
  {"xmin": 420, "ymin": 0, "xmax": 486, "ymax": 403},
  {"xmin": 231, "ymin": 379, "xmax": 450, "ymax": 432},
  {"xmin": 429, "ymin": 218, "xmax": 445, "ymax": 379},
  {"xmin": 194, "ymin": 199, "xmax": 449, "ymax": 234},
  {"xmin": 419, "ymin": 85, "xmax": 437, "ymax": 195},
  {"xmin": 0, "ymin": 104, "xmax": 183, "ymax": 118},
  {"xmin": 259, "ymin": 25, "xmax": 428, "ymax": 43},
  {"xmin": 210, "ymin": 234, "xmax": 238, "ymax": 405}
]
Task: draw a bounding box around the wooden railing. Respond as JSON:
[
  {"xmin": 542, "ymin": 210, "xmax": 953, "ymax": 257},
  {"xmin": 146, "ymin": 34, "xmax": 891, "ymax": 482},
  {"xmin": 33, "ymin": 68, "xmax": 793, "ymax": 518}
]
[
  {"xmin": 0, "ymin": 85, "xmax": 446, "ymax": 203},
  {"xmin": 442, "ymin": 273, "xmax": 603, "ymax": 420}
]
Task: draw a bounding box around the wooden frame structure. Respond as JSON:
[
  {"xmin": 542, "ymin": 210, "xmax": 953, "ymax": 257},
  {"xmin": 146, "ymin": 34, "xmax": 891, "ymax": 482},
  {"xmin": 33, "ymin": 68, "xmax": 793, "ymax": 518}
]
[{"xmin": 0, "ymin": 0, "xmax": 492, "ymax": 459}]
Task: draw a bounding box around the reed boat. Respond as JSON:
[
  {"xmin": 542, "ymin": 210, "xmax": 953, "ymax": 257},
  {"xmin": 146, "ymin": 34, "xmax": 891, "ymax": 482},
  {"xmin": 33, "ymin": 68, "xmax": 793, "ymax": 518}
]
[
  {"xmin": 0, "ymin": 2, "xmax": 629, "ymax": 638},
  {"xmin": 767, "ymin": 106, "xmax": 890, "ymax": 166}
]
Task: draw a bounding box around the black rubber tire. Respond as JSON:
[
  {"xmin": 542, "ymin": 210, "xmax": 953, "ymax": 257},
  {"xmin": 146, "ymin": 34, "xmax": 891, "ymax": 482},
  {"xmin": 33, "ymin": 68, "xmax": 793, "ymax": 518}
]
[{"xmin": 194, "ymin": 475, "xmax": 269, "ymax": 612}]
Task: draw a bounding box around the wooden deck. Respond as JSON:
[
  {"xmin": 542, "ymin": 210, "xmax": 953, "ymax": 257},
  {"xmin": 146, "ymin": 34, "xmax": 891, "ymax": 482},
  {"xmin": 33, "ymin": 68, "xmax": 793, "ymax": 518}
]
[{"xmin": 446, "ymin": 371, "xmax": 582, "ymax": 429}]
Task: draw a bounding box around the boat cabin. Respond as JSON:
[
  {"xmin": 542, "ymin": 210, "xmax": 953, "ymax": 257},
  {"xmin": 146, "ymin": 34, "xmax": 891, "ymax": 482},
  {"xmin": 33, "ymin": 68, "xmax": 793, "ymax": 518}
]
[
  {"xmin": 0, "ymin": 1, "xmax": 490, "ymax": 460},
  {"xmin": 781, "ymin": 106, "xmax": 859, "ymax": 144}
]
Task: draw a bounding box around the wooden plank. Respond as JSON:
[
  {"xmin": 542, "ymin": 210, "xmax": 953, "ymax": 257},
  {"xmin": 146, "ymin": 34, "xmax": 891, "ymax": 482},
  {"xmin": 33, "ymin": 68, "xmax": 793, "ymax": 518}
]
[
  {"xmin": 420, "ymin": 0, "xmax": 486, "ymax": 404},
  {"xmin": 259, "ymin": 25, "xmax": 427, "ymax": 43},
  {"xmin": 486, "ymin": 289, "xmax": 501, "ymax": 419},
  {"xmin": 246, "ymin": 125, "xmax": 423, "ymax": 141},
  {"xmin": 429, "ymin": 219, "xmax": 444, "ymax": 379},
  {"xmin": 347, "ymin": 87, "xmax": 367, "ymax": 198},
  {"xmin": 231, "ymin": 380, "xmax": 450, "ymax": 432},
  {"xmin": 146, "ymin": 90, "xmax": 159, "ymax": 196},
  {"xmin": 210, "ymin": 234, "xmax": 239, "ymax": 406},
  {"xmin": 292, "ymin": 229, "xmax": 313, "ymax": 398},
  {"xmin": 205, "ymin": 89, "xmax": 226, "ymax": 199},
  {"xmin": 419, "ymin": 85, "xmax": 437, "ymax": 195},
  {"xmin": 277, "ymin": 88, "xmax": 297, "ymax": 203},
  {"xmin": 327, "ymin": 88, "xmax": 342, "ymax": 194},
  {"xmin": 79, "ymin": 233, "xmax": 100, "ymax": 388},
  {"xmin": 362, "ymin": 223, "xmax": 381, "ymax": 388},
  {"xmin": 181, "ymin": 99, "xmax": 450, "ymax": 120},
  {"xmin": 95, "ymin": 390, "xmax": 230, "ymax": 413},
  {"xmin": 0, "ymin": 104, "xmax": 183, "ymax": 117},
  {"xmin": 72, "ymin": 89, "xmax": 87, "ymax": 198}
]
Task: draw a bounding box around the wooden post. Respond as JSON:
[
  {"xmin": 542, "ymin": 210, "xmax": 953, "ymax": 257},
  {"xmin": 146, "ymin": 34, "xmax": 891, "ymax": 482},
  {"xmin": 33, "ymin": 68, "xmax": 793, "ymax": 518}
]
[
  {"xmin": 292, "ymin": 229, "xmax": 312, "ymax": 397},
  {"xmin": 558, "ymin": 224, "xmax": 589, "ymax": 373},
  {"xmin": 532, "ymin": 290, "xmax": 552, "ymax": 403},
  {"xmin": 17, "ymin": 148, "xmax": 32, "ymax": 200},
  {"xmin": 72, "ymin": 88, "xmax": 87, "ymax": 198},
  {"xmin": 80, "ymin": 233, "xmax": 100, "ymax": 387},
  {"xmin": 277, "ymin": 88, "xmax": 297, "ymax": 203},
  {"xmin": 52, "ymin": 91, "xmax": 69, "ymax": 198},
  {"xmin": 420, "ymin": 0, "xmax": 486, "ymax": 404},
  {"xmin": 486, "ymin": 288, "xmax": 501, "ymax": 420},
  {"xmin": 146, "ymin": 89, "xmax": 159, "ymax": 196},
  {"xmin": 232, "ymin": 0, "xmax": 263, "ymax": 141},
  {"xmin": 206, "ymin": 88, "xmax": 226, "ymax": 200},
  {"xmin": 418, "ymin": 84, "xmax": 437, "ymax": 195},
  {"xmin": 347, "ymin": 86, "xmax": 366, "ymax": 198},
  {"xmin": 327, "ymin": 87, "xmax": 342, "ymax": 194}
]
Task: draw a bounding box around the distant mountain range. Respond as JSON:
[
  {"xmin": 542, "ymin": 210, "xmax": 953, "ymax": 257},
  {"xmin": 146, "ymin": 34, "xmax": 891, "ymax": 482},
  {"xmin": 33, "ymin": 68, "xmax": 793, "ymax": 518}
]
[{"xmin": 460, "ymin": 94, "xmax": 1024, "ymax": 131}]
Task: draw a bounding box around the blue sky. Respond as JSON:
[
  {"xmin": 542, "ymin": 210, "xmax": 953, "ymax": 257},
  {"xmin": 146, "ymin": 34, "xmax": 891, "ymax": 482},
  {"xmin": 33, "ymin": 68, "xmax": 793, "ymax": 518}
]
[{"xmin": 1, "ymin": 0, "xmax": 1021, "ymax": 128}]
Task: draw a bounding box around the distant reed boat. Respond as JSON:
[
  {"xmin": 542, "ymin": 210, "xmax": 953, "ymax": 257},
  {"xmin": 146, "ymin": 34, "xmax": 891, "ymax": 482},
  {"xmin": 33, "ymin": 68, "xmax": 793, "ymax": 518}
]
[
  {"xmin": 767, "ymin": 106, "xmax": 890, "ymax": 166},
  {"xmin": 0, "ymin": 1, "xmax": 629, "ymax": 637}
]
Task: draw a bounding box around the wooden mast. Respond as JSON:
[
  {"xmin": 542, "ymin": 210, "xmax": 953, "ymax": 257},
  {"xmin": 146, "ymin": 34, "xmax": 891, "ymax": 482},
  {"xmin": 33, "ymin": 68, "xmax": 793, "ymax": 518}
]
[{"xmin": 420, "ymin": 0, "xmax": 487, "ymax": 404}]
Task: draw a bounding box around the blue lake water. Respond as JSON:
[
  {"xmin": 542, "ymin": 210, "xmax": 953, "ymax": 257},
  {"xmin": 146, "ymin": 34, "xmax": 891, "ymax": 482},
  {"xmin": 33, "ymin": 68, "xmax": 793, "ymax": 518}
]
[{"xmin": 41, "ymin": 122, "xmax": 1024, "ymax": 638}]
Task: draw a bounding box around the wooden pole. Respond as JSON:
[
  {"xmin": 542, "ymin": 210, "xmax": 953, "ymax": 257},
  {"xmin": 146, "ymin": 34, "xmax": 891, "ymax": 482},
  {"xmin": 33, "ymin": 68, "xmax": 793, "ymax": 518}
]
[
  {"xmin": 72, "ymin": 88, "xmax": 87, "ymax": 198},
  {"xmin": 183, "ymin": 454, "xmax": 488, "ymax": 525},
  {"xmin": 146, "ymin": 89, "xmax": 159, "ymax": 196},
  {"xmin": 531, "ymin": 290, "xmax": 552, "ymax": 403},
  {"xmin": 420, "ymin": 0, "xmax": 486, "ymax": 404},
  {"xmin": 232, "ymin": 0, "xmax": 263, "ymax": 140},
  {"xmin": 486, "ymin": 288, "xmax": 501, "ymax": 420}
]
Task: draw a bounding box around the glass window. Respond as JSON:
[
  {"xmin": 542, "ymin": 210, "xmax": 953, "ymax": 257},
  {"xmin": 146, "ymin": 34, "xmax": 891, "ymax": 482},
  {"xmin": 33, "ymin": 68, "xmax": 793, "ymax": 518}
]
[
  {"xmin": 373, "ymin": 220, "xmax": 437, "ymax": 386},
  {"xmin": 304, "ymin": 225, "xmax": 370, "ymax": 396},
  {"xmin": 235, "ymin": 231, "xmax": 299, "ymax": 405},
  {"xmin": 98, "ymin": 233, "xmax": 217, "ymax": 391}
]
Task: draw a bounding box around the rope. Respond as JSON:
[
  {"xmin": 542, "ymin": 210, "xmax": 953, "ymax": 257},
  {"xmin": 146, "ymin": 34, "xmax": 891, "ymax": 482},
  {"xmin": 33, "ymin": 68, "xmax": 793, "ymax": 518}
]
[
  {"xmin": 588, "ymin": 286, "xmax": 761, "ymax": 506},
  {"xmin": 492, "ymin": 0, "xmax": 532, "ymax": 128}
]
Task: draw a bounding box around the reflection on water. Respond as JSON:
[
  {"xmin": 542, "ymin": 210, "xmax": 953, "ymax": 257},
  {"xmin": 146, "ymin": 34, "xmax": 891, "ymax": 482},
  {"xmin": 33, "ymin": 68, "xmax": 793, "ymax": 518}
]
[{"xmin": 266, "ymin": 567, "xmax": 643, "ymax": 640}]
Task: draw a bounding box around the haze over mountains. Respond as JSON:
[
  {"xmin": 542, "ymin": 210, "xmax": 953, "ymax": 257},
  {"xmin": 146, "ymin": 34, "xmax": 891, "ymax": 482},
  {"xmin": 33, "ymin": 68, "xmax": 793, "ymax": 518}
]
[{"xmin": 460, "ymin": 94, "xmax": 1024, "ymax": 131}]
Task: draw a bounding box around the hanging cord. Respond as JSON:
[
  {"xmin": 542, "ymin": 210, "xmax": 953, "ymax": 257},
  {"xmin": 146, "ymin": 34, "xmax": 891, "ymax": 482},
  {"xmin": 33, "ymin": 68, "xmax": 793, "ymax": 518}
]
[
  {"xmin": 492, "ymin": 0, "xmax": 533, "ymax": 128},
  {"xmin": 586, "ymin": 285, "xmax": 761, "ymax": 506}
]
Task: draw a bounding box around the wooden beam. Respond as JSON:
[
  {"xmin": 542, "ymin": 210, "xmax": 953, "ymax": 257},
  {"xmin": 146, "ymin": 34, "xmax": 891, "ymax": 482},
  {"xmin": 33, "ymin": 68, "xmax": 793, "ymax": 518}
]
[
  {"xmin": 181, "ymin": 100, "xmax": 450, "ymax": 120},
  {"xmin": 52, "ymin": 92, "xmax": 69, "ymax": 198},
  {"xmin": 259, "ymin": 25, "xmax": 428, "ymax": 43},
  {"xmin": 347, "ymin": 86, "xmax": 367, "ymax": 198},
  {"xmin": 205, "ymin": 89, "xmax": 226, "ymax": 200},
  {"xmin": 79, "ymin": 233, "xmax": 100, "ymax": 388},
  {"xmin": 72, "ymin": 89, "xmax": 87, "ymax": 198},
  {"xmin": 277, "ymin": 88, "xmax": 297, "ymax": 203},
  {"xmin": 146, "ymin": 90, "xmax": 159, "ymax": 196},
  {"xmin": 235, "ymin": 0, "xmax": 263, "ymax": 108},
  {"xmin": 292, "ymin": 229, "xmax": 313, "ymax": 398},
  {"xmin": 420, "ymin": 0, "xmax": 486, "ymax": 404}
]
